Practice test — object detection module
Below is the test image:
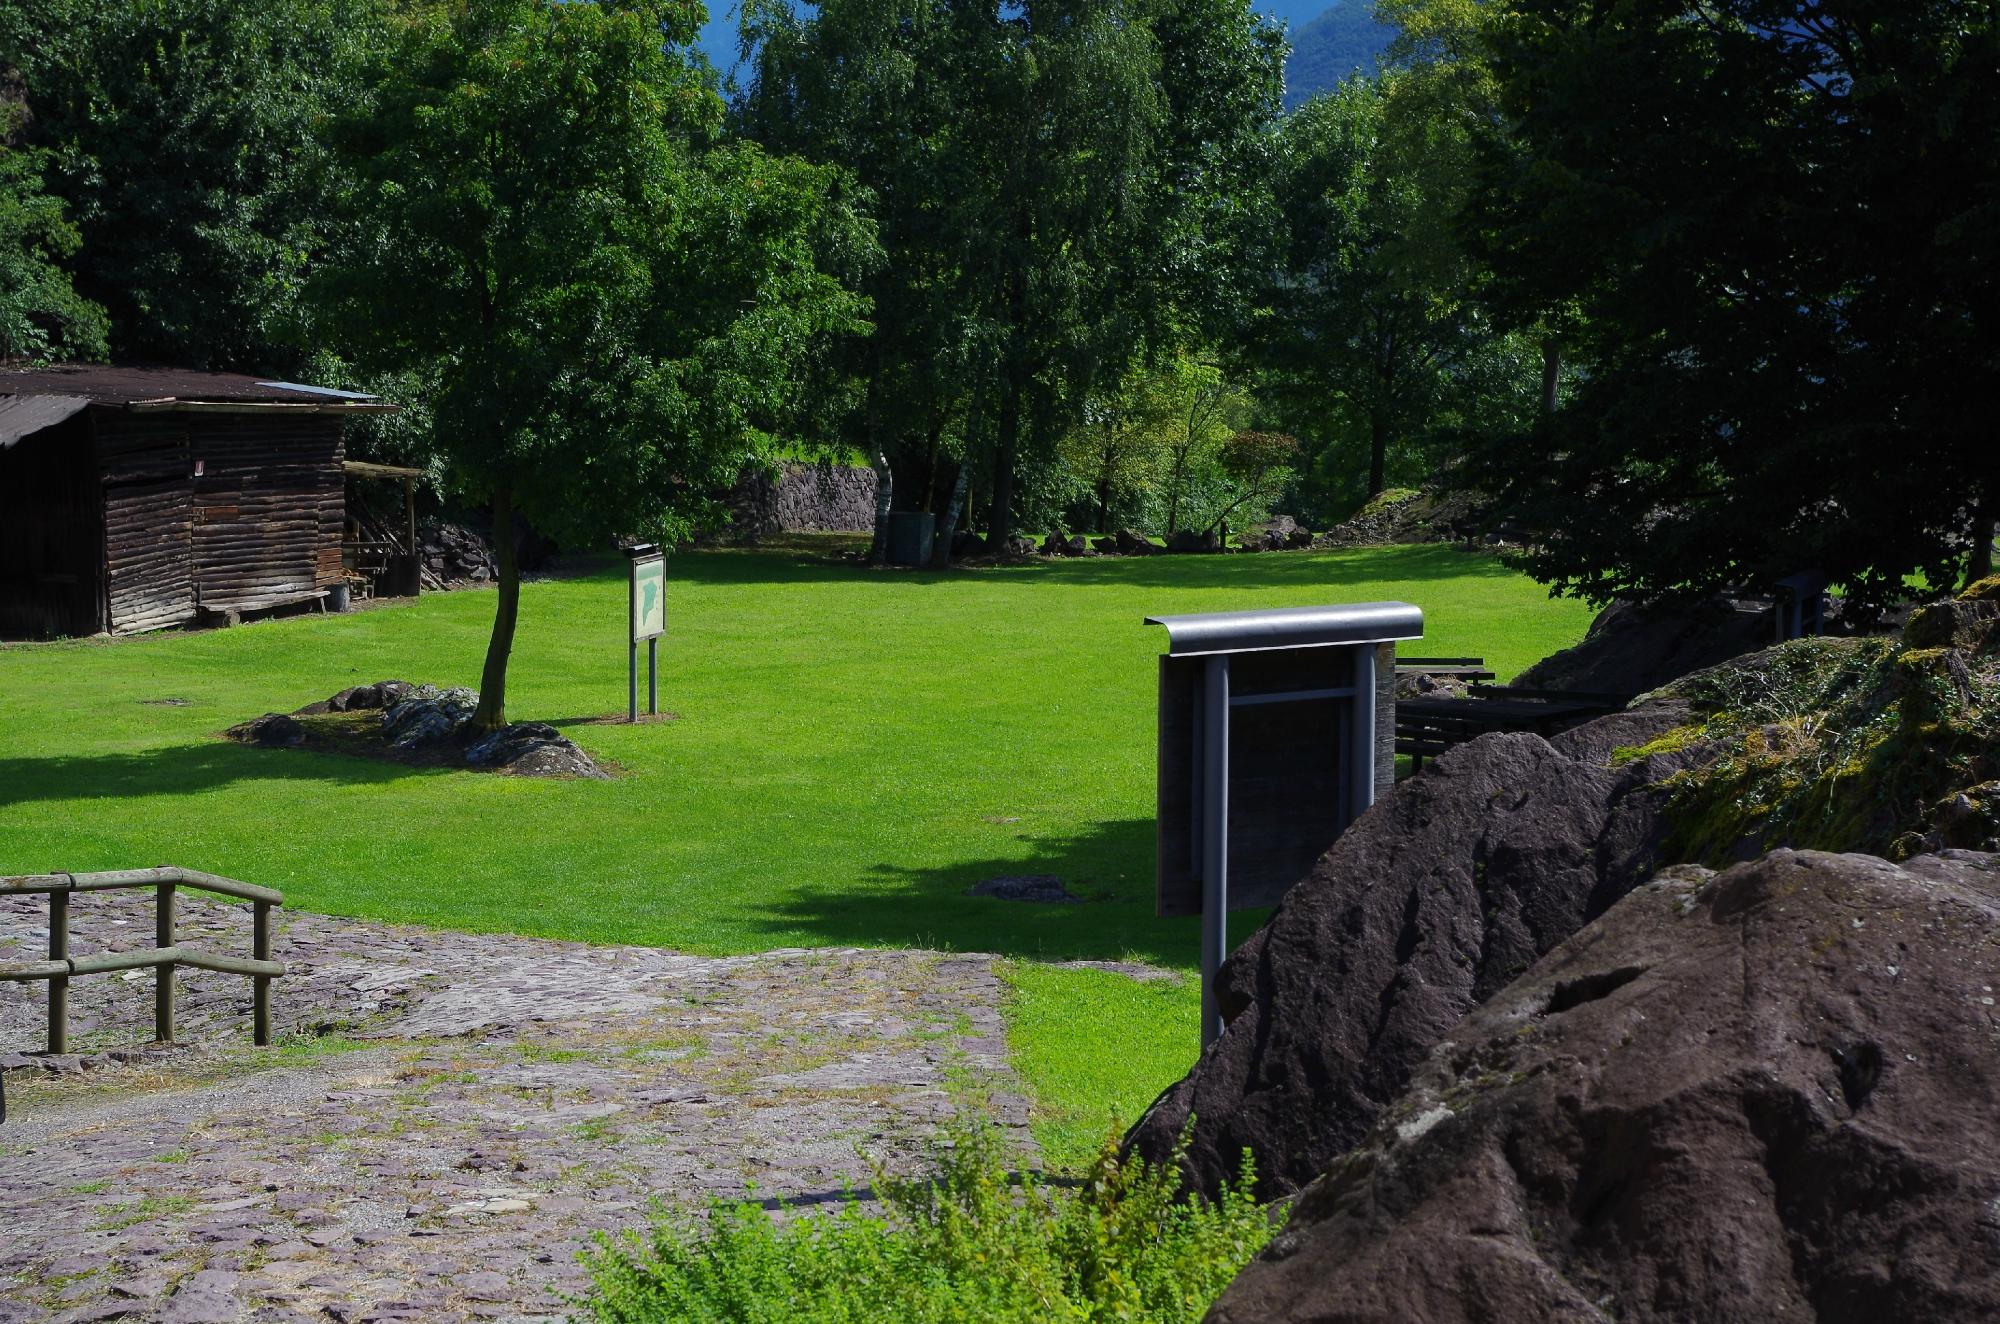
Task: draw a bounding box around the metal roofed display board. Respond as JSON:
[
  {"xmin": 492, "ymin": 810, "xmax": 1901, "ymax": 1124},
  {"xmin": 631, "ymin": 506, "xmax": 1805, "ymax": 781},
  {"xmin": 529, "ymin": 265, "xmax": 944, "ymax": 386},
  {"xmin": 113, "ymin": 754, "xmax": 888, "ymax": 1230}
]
[
  {"xmin": 626, "ymin": 545, "xmax": 666, "ymax": 722},
  {"xmin": 1148, "ymin": 601, "xmax": 1422, "ymax": 1045}
]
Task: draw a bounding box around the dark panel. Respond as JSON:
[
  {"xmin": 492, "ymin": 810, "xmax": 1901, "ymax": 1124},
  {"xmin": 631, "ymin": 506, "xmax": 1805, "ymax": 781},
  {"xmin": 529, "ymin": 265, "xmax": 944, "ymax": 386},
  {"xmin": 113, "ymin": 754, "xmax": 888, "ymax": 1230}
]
[{"xmin": 1156, "ymin": 647, "xmax": 1362, "ymax": 918}]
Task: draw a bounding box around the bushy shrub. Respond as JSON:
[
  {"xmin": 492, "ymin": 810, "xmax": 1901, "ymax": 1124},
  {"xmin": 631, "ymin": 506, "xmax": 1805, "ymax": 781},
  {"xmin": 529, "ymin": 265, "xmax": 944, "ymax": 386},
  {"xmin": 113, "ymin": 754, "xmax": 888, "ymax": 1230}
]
[{"xmin": 578, "ymin": 1117, "xmax": 1271, "ymax": 1323}]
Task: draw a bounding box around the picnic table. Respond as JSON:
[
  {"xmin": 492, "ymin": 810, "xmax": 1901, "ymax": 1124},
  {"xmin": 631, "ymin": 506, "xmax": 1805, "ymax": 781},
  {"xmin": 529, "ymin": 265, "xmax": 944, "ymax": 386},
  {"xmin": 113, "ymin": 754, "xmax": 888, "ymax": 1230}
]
[{"xmin": 1395, "ymin": 684, "xmax": 1631, "ymax": 772}]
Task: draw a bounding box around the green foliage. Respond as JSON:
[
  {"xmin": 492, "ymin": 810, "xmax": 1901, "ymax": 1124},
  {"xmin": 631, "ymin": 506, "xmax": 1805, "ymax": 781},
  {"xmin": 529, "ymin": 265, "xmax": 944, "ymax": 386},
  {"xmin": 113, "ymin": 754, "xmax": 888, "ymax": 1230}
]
[
  {"xmin": 315, "ymin": 0, "xmax": 874, "ymax": 724},
  {"xmin": 1250, "ymin": 70, "xmax": 1528, "ymax": 507},
  {"xmin": 2, "ymin": 0, "xmax": 381, "ymax": 368},
  {"xmin": 740, "ymin": 0, "xmax": 1284, "ymax": 545},
  {"xmin": 579, "ymin": 1115, "xmax": 1273, "ymax": 1323},
  {"xmin": 0, "ymin": 124, "xmax": 106, "ymax": 360},
  {"xmin": 1457, "ymin": 0, "xmax": 2000, "ymax": 609}
]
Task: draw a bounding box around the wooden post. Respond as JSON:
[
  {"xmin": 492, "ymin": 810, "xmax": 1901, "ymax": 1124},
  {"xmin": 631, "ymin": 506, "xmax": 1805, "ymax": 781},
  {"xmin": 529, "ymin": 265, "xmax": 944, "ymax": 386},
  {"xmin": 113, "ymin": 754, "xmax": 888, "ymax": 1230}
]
[
  {"xmin": 154, "ymin": 881, "xmax": 176, "ymax": 1044},
  {"xmin": 252, "ymin": 900, "xmax": 272, "ymax": 1047},
  {"xmin": 47, "ymin": 890, "xmax": 69, "ymax": 1055},
  {"xmin": 402, "ymin": 476, "xmax": 417, "ymax": 558}
]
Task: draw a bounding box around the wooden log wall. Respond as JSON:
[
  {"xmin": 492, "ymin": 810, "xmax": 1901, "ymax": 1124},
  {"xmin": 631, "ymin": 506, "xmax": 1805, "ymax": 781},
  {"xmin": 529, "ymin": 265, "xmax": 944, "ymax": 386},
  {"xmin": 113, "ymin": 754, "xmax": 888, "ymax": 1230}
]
[
  {"xmin": 94, "ymin": 413, "xmax": 196, "ymax": 635},
  {"xmin": 92, "ymin": 411, "xmax": 348, "ymax": 634},
  {"xmin": 0, "ymin": 416, "xmax": 104, "ymax": 639},
  {"xmin": 186, "ymin": 414, "xmax": 346, "ymax": 609}
]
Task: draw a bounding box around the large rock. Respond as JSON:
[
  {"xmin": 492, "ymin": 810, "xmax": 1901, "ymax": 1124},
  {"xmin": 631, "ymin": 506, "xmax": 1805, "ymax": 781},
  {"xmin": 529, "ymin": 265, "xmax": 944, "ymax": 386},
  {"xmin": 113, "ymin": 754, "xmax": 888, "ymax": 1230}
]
[
  {"xmin": 1210, "ymin": 848, "xmax": 2000, "ymax": 1324},
  {"xmin": 463, "ymin": 721, "xmax": 608, "ymax": 779},
  {"xmin": 1514, "ymin": 596, "xmax": 1777, "ymax": 696},
  {"xmin": 1125, "ymin": 703, "xmax": 1709, "ymax": 1199}
]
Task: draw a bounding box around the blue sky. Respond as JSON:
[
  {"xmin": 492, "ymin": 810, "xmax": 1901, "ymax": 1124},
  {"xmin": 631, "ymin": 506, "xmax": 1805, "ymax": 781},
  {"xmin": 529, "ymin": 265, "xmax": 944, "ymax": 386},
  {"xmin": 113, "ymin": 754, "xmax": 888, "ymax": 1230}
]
[{"xmin": 695, "ymin": 0, "xmax": 1341, "ymax": 83}]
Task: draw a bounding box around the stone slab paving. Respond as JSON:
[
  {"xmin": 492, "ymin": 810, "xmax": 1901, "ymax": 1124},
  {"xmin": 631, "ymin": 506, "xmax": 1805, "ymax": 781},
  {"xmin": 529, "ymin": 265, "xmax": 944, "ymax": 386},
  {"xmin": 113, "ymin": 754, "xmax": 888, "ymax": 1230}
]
[{"xmin": 0, "ymin": 890, "xmax": 1031, "ymax": 1322}]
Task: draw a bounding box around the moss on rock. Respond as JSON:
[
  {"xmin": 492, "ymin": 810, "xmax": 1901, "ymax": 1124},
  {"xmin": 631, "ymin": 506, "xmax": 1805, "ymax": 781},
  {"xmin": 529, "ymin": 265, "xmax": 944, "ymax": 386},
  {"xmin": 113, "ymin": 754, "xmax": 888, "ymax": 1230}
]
[{"xmin": 1650, "ymin": 616, "xmax": 2000, "ymax": 862}]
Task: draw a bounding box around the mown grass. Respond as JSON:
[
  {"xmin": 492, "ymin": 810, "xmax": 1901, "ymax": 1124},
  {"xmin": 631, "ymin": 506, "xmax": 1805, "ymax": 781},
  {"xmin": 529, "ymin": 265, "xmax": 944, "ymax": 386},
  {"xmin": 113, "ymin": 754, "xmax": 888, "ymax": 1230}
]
[{"xmin": 0, "ymin": 537, "xmax": 1590, "ymax": 1162}]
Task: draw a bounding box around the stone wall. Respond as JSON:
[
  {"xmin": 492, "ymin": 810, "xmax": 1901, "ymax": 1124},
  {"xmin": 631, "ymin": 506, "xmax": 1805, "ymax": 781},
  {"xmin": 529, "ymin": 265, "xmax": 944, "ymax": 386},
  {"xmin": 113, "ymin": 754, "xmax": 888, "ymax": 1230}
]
[{"xmin": 728, "ymin": 461, "xmax": 878, "ymax": 538}]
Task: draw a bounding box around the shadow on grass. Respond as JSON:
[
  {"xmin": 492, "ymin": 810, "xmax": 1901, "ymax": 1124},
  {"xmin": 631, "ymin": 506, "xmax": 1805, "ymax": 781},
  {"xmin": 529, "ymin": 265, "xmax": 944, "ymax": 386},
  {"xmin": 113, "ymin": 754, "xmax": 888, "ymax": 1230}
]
[
  {"xmin": 745, "ymin": 817, "xmax": 1261, "ymax": 970},
  {"xmin": 663, "ymin": 538, "xmax": 1529, "ymax": 594},
  {"xmin": 0, "ymin": 740, "xmax": 439, "ymax": 808}
]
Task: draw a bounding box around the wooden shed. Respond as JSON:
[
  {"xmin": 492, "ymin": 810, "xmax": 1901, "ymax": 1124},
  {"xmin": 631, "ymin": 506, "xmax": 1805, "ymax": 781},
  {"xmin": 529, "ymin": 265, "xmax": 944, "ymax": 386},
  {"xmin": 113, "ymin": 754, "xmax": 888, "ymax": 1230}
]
[{"xmin": 0, "ymin": 365, "xmax": 396, "ymax": 638}]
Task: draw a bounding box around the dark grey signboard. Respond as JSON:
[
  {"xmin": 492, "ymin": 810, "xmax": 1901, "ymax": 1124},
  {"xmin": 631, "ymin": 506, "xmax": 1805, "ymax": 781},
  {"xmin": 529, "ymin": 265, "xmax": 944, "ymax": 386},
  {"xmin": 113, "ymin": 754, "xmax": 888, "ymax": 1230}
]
[{"xmin": 1147, "ymin": 602, "xmax": 1422, "ymax": 1045}]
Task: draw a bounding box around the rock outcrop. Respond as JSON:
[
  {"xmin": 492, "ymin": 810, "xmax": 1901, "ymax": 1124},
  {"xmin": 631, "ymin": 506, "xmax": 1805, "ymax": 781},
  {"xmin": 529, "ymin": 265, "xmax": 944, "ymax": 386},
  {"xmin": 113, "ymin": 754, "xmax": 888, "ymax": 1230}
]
[
  {"xmin": 1209, "ymin": 848, "xmax": 2000, "ymax": 1324},
  {"xmin": 1126, "ymin": 702, "xmax": 1711, "ymax": 1199},
  {"xmin": 1514, "ymin": 596, "xmax": 1778, "ymax": 696}
]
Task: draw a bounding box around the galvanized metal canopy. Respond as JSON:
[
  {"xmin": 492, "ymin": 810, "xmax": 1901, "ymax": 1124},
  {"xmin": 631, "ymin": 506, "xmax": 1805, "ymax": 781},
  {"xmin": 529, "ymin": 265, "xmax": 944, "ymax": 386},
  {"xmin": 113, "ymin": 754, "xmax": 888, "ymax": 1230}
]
[
  {"xmin": 1149, "ymin": 600, "xmax": 1423, "ymax": 1048},
  {"xmin": 1145, "ymin": 601, "xmax": 1423, "ymax": 656}
]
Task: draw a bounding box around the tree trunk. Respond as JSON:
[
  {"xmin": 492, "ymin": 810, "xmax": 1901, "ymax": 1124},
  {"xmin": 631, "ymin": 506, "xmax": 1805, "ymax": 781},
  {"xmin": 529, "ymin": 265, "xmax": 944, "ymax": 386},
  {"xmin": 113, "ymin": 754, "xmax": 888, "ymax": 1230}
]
[
  {"xmin": 919, "ymin": 413, "xmax": 944, "ymax": 514},
  {"xmin": 987, "ymin": 375, "xmax": 1021, "ymax": 551},
  {"xmin": 1166, "ymin": 448, "xmax": 1187, "ymax": 536},
  {"xmin": 867, "ymin": 447, "xmax": 894, "ymax": 565},
  {"xmin": 1096, "ymin": 446, "xmax": 1113, "ymax": 533},
  {"xmin": 1970, "ymin": 488, "xmax": 1996, "ymax": 587},
  {"xmin": 1540, "ymin": 338, "xmax": 1562, "ymax": 418},
  {"xmin": 469, "ymin": 485, "xmax": 519, "ymax": 732},
  {"xmin": 933, "ymin": 460, "xmax": 970, "ymax": 568},
  {"xmin": 864, "ymin": 386, "xmax": 893, "ymax": 565},
  {"xmin": 1368, "ymin": 411, "xmax": 1387, "ymax": 498}
]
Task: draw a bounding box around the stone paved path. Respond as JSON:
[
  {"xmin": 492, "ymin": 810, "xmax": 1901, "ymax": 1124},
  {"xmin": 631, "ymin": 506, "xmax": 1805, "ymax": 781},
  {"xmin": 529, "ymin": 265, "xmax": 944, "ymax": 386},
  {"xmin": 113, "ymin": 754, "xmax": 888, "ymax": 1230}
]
[{"xmin": 0, "ymin": 890, "xmax": 1030, "ymax": 1322}]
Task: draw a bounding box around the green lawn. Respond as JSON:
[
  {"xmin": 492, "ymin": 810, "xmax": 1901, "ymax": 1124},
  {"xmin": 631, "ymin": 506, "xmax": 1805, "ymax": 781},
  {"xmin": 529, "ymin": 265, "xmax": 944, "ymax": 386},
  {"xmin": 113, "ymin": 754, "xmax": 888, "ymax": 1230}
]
[{"xmin": 0, "ymin": 538, "xmax": 1592, "ymax": 1165}]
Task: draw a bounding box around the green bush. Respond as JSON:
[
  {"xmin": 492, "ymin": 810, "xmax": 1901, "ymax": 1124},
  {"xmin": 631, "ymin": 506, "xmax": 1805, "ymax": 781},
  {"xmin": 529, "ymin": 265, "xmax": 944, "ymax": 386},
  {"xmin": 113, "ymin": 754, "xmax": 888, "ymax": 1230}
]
[{"xmin": 578, "ymin": 1117, "xmax": 1272, "ymax": 1323}]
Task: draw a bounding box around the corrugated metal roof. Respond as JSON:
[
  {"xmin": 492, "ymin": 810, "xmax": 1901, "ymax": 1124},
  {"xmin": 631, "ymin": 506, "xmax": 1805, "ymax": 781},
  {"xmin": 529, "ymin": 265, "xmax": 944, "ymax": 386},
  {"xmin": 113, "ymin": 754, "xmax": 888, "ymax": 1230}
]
[
  {"xmin": 0, "ymin": 363, "xmax": 383, "ymax": 406},
  {"xmin": 0, "ymin": 393, "xmax": 90, "ymax": 450}
]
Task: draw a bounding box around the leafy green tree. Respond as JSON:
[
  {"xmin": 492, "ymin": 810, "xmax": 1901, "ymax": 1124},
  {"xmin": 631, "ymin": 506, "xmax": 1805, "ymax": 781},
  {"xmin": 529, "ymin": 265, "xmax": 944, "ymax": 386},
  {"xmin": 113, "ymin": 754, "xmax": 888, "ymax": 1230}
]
[
  {"xmin": 971, "ymin": 0, "xmax": 1281, "ymax": 544},
  {"xmin": 317, "ymin": 0, "xmax": 872, "ymax": 729},
  {"xmin": 2, "ymin": 0, "xmax": 381, "ymax": 369},
  {"xmin": 0, "ymin": 114, "xmax": 107, "ymax": 361},
  {"xmin": 1250, "ymin": 74, "xmax": 1492, "ymax": 501},
  {"xmin": 1463, "ymin": 0, "xmax": 2000, "ymax": 604},
  {"xmin": 738, "ymin": 0, "xmax": 970, "ymax": 562},
  {"xmin": 1143, "ymin": 354, "xmax": 1249, "ymax": 536}
]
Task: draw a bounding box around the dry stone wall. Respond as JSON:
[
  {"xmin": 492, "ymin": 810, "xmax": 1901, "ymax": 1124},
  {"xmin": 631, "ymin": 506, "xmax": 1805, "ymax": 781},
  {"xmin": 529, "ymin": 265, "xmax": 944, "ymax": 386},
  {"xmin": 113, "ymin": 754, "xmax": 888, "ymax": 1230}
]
[{"xmin": 728, "ymin": 461, "xmax": 878, "ymax": 538}]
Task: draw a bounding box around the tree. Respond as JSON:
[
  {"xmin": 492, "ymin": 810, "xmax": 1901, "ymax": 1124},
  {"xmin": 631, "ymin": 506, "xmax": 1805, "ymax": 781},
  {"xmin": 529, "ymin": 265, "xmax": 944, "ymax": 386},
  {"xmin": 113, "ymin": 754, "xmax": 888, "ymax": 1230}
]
[
  {"xmin": 2, "ymin": 0, "xmax": 380, "ymax": 369},
  {"xmin": 318, "ymin": 0, "xmax": 872, "ymax": 729},
  {"xmin": 1250, "ymin": 74, "xmax": 1490, "ymax": 501},
  {"xmin": 0, "ymin": 110, "xmax": 107, "ymax": 361},
  {"xmin": 1144, "ymin": 353, "xmax": 1247, "ymax": 535},
  {"xmin": 1459, "ymin": 0, "xmax": 2000, "ymax": 605},
  {"xmin": 738, "ymin": 0, "xmax": 972, "ymax": 563},
  {"xmin": 971, "ymin": 0, "xmax": 1282, "ymax": 544}
]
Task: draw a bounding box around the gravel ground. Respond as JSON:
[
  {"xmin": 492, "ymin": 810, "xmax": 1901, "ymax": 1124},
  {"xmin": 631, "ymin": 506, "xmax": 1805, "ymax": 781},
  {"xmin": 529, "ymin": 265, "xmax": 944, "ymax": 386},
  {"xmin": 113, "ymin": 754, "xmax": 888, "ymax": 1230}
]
[{"xmin": 0, "ymin": 889, "xmax": 1031, "ymax": 1322}]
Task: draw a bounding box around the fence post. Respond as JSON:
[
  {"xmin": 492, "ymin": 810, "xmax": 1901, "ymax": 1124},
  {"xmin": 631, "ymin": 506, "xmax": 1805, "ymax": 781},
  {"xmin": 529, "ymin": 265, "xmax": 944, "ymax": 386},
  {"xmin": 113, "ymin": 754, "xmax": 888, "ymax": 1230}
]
[
  {"xmin": 154, "ymin": 880, "xmax": 176, "ymax": 1044},
  {"xmin": 252, "ymin": 901, "xmax": 272, "ymax": 1047},
  {"xmin": 47, "ymin": 890, "xmax": 69, "ymax": 1055}
]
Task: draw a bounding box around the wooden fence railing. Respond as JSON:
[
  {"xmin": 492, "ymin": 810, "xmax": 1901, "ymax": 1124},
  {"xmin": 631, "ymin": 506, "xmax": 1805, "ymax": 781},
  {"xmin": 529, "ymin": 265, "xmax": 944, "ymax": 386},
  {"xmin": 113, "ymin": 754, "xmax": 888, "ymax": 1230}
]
[{"xmin": 0, "ymin": 867, "xmax": 285, "ymax": 1053}]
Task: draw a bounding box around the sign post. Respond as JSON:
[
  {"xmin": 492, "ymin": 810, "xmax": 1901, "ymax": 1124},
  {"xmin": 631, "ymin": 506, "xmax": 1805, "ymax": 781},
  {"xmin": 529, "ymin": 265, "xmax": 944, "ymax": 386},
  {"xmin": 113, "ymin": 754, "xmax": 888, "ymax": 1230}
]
[
  {"xmin": 1148, "ymin": 602, "xmax": 1422, "ymax": 1048},
  {"xmin": 627, "ymin": 544, "xmax": 666, "ymax": 722}
]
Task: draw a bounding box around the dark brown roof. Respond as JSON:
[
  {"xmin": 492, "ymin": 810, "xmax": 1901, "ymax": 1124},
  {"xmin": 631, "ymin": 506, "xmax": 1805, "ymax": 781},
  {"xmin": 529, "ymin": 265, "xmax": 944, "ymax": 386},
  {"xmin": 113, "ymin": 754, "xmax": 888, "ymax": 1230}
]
[{"xmin": 0, "ymin": 363, "xmax": 384, "ymax": 406}]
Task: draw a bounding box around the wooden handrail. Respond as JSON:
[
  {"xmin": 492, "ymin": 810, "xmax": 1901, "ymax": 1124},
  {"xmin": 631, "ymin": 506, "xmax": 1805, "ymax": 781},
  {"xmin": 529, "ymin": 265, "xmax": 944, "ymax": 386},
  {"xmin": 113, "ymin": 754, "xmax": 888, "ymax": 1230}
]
[{"xmin": 0, "ymin": 866, "xmax": 285, "ymax": 1059}]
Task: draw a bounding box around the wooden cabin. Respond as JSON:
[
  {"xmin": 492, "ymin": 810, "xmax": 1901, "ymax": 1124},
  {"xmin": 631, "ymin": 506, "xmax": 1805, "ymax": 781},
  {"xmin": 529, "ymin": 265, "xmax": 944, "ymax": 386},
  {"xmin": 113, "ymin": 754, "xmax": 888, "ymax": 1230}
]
[{"xmin": 0, "ymin": 365, "xmax": 397, "ymax": 638}]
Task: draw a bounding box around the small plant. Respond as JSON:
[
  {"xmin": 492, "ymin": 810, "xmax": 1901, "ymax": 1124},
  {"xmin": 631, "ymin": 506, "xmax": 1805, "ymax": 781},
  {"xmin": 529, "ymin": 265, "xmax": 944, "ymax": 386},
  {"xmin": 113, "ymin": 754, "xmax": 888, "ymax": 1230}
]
[{"xmin": 578, "ymin": 1115, "xmax": 1272, "ymax": 1323}]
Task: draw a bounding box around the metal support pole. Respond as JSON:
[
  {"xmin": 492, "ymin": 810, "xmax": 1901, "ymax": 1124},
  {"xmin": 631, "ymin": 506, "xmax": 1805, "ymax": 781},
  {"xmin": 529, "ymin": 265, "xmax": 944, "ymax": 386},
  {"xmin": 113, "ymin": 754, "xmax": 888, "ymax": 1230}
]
[
  {"xmin": 628, "ymin": 641, "xmax": 638, "ymax": 724},
  {"xmin": 1350, "ymin": 643, "xmax": 1378, "ymax": 824},
  {"xmin": 648, "ymin": 637, "xmax": 658, "ymax": 716},
  {"xmin": 47, "ymin": 890, "xmax": 68, "ymax": 1055},
  {"xmin": 252, "ymin": 900, "xmax": 272, "ymax": 1047},
  {"xmin": 1200, "ymin": 654, "xmax": 1231, "ymax": 1050},
  {"xmin": 155, "ymin": 881, "xmax": 176, "ymax": 1045}
]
